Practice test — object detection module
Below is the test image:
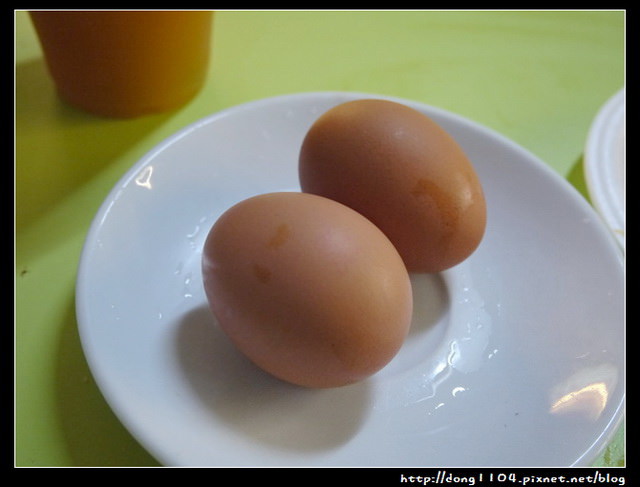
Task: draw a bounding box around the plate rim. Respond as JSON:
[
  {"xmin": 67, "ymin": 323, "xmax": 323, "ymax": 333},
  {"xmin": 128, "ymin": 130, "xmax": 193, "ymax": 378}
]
[{"xmin": 583, "ymin": 87, "xmax": 625, "ymax": 249}]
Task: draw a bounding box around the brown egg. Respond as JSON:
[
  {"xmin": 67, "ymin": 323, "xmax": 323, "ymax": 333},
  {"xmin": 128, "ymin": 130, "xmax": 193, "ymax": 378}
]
[
  {"xmin": 201, "ymin": 192, "xmax": 413, "ymax": 388},
  {"xmin": 299, "ymin": 99, "xmax": 486, "ymax": 273}
]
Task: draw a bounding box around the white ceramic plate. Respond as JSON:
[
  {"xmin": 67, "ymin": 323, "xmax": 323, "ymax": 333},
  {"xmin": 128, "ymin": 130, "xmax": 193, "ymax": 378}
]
[
  {"xmin": 584, "ymin": 88, "xmax": 625, "ymax": 250},
  {"xmin": 76, "ymin": 92, "xmax": 624, "ymax": 467}
]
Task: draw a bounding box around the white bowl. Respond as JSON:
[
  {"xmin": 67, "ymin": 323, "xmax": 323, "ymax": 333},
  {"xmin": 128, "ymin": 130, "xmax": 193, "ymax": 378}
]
[
  {"xmin": 584, "ymin": 88, "xmax": 625, "ymax": 250},
  {"xmin": 76, "ymin": 92, "xmax": 624, "ymax": 467}
]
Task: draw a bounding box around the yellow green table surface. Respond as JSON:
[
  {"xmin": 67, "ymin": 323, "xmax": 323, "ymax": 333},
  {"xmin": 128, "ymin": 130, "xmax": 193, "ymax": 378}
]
[{"xmin": 15, "ymin": 10, "xmax": 625, "ymax": 467}]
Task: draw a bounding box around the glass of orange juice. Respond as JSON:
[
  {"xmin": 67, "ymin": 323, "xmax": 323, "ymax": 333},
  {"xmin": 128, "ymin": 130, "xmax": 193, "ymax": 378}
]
[{"xmin": 29, "ymin": 10, "xmax": 214, "ymax": 118}]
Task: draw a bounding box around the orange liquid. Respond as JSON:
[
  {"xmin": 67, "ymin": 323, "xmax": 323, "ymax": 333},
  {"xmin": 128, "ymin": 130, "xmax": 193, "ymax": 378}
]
[{"xmin": 29, "ymin": 11, "xmax": 213, "ymax": 118}]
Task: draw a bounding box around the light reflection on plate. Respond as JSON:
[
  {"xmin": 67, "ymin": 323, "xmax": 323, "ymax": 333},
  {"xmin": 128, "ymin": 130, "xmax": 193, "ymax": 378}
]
[{"xmin": 75, "ymin": 92, "xmax": 624, "ymax": 467}]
